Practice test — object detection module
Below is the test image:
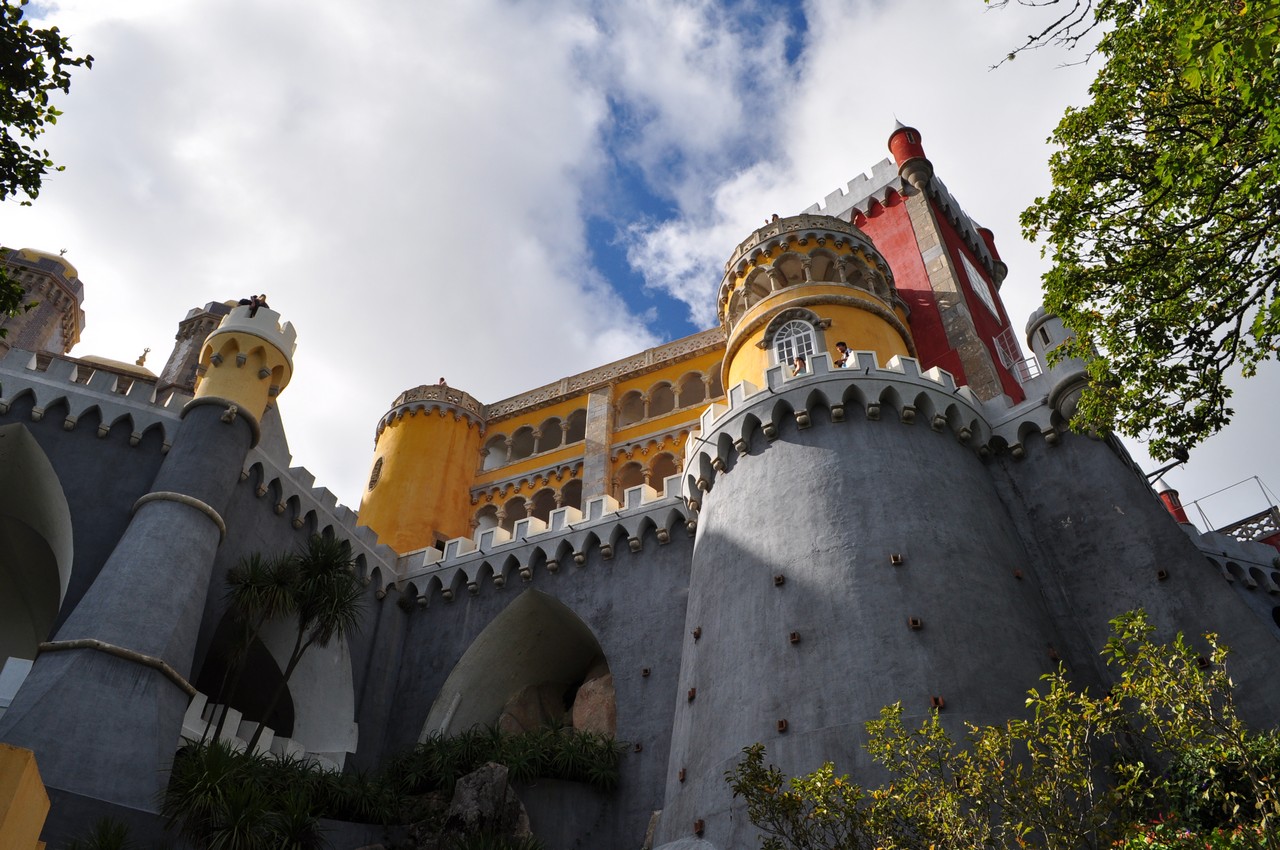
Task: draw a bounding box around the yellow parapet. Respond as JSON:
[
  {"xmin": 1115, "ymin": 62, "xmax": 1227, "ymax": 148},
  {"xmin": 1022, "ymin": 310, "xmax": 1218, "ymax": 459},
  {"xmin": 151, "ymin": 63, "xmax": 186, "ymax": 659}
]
[
  {"xmin": 193, "ymin": 305, "xmax": 297, "ymax": 422},
  {"xmin": 0, "ymin": 744, "xmax": 49, "ymax": 850}
]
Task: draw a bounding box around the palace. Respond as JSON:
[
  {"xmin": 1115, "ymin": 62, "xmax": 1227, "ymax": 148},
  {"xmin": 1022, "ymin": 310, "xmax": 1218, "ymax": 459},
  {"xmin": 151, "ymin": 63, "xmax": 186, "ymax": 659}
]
[{"xmin": 2, "ymin": 125, "xmax": 1279, "ymax": 849}]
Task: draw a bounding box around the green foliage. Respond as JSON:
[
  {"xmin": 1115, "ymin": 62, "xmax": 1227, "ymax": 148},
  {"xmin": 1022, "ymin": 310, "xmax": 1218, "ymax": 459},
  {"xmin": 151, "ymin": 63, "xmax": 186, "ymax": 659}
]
[
  {"xmin": 384, "ymin": 724, "xmax": 627, "ymax": 796},
  {"xmin": 999, "ymin": 0, "xmax": 1280, "ymax": 458},
  {"xmin": 727, "ymin": 745, "xmax": 878, "ymax": 850},
  {"xmin": 1114, "ymin": 815, "xmax": 1267, "ymax": 849},
  {"xmin": 442, "ymin": 834, "xmax": 546, "ymax": 850},
  {"xmin": 0, "ymin": 0, "xmax": 91, "ymax": 204},
  {"xmin": 727, "ymin": 610, "xmax": 1280, "ymax": 850},
  {"xmin": 0, "ymin": 0, "xmax": 92, "ymax": 330},
  {"xmin": 66, "ymin": 817, "xmax": 135, "ymax": 850},
  {"xmin": 164, "ymin": 725, "xmax": 622, "ymax": 848},
  {"xmin": 218, "ymin": 536, "xmax": 366, "ymax": 751},
  {"xmin": 162, "ymin": 741, "xmax": 325, "ymax": 850},
  {"xmin": 1166, "ymin": 731, "xmax": 1280, "ymax": 832}
]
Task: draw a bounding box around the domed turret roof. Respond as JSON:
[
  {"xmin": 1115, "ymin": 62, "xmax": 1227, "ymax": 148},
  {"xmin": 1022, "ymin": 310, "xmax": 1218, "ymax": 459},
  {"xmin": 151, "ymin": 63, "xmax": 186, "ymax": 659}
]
[{"xmin": 77, "ymin": 354, "xmax": 156, "ymax": 379}]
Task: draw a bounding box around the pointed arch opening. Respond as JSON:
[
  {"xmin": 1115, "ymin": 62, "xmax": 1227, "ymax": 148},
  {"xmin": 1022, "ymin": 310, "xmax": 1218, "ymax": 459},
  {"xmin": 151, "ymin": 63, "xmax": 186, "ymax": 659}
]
[
  {"xmin": 192, "ymin": 611, "xmax": 358, "ymax": 767},
  {"xmin": 0, "ymin": 424, "xmax": 73, "ymax": 702},
  {"xmin": 422, "ymin": 590, "xmax": 614, "ymax": 739}
]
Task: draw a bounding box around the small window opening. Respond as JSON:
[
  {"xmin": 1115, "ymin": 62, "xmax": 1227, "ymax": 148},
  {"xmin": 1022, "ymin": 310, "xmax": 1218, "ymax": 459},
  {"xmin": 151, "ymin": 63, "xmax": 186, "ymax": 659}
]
[{"xmin": 773, "ymin": 320, "xmax": 816, "ymax": 367}]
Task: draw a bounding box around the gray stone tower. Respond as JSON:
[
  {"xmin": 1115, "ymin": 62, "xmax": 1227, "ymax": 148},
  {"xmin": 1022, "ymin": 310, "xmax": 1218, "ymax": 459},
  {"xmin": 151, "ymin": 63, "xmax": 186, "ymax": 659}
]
[{"xmin": 0, "ymin": 305, "xmax": 295, "ymax": 809}]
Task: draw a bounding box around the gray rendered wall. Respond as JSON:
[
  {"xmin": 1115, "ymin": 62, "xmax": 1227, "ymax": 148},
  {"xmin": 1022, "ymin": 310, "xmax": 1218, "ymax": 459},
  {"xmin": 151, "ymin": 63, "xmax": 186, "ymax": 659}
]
[
  {"xmin": 656, "ymin": 401, "xmax": 1065, "ymax": 848},
  {"xmin": 992, "ymin": 432, "xmax": 1280, "ymax": 724},
  {"xmin": 0, "ymin": 394, "xmax": 168, "ymax": 629},
  {"xmin": 0, "ymin": 402, "xmax": 254, "ymax": 811},
  {"xmin": 379, "ymin": 525, "xmax": 695, "ymax": 850}
]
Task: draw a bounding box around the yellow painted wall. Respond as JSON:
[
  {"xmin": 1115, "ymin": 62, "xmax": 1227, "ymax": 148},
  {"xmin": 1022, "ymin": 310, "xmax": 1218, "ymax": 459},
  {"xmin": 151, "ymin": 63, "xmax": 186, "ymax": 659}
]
[
  {"xmin": 368, "ymin": 347, "xmax": 729, "ymax": 544},
  {"xmin": 358, "ymin": 408, "xmax": 483, "ymax": 553},
  {"xmin": 195, "ymin": 332, "xmax": 291, "ymax": 420},
  {"xmin": 611, "ymin": 408, "xmax": 700, "ymax": 444},
  {"xmin": 725, "ymin": 286, "xmax": 912, "ymax": 390},
  {"xmin": 0, "ymin": 744, "xmax": 49, "ymax": 850},
  {"xmin": 473, "ymin": 442, "xmax": 585, "ymax": 488},
  {"xmin": 477, "ymin": 348, "xmax": 725, "ymax": 485},
  {"xmin": 609, "ymin": 349, "xmax": 724, "ymax": 400},
  {"xmin": 485, "ymin": 395, "xmax": 590, "ymax": 435}
]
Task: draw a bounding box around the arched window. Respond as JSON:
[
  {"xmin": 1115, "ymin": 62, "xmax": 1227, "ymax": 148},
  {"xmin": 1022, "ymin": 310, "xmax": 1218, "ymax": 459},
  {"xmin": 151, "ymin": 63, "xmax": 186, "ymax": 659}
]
[
  {"xmin": 481, "ymin": 435, "xmax": 508, "ymax": 471},
  {"xmin": 474, "ymin": 504, "xmax": 499, "ymax": 533},
  {"xmin": 510, "ymin": 426, "xmax": 536, "ymax": 460},
  {"xmin": 708, "ymin": 362, "xmax": 724, "ymax": 397},
  {"xmin": 530, "ymin": 488, "xmax": 558, "ymax": 523},
  {"xmin": 537, "ymin": 417, "xmax": 563, "ymax": 453},
  {"xmin": 649, "ymin": 383, "xmax": 676, "ymax": 417},
  {"xmin": 561, "ymin": 479, "xmax": 583, "ymax": 511},
  {"xmin": 617, "ymin": 391, "xmax": 645, "ymax": 427},
  {"xmin": 650, "ymin": 453, "xmax": 679, "ymax": 493},
  {"xmin": 773, "ymin": 319, "xmax": 816, "ymax": 366},
  {"xmin": 565, "ymin": 409, "xmax": 587, "ymax": 443},
  {"xmin": 502, "ymin": 497, "xmax": 528, "ymax": 533},
  {"xmin": 617, "ymin": 461, "xmax": 645, "ymax": 495}
]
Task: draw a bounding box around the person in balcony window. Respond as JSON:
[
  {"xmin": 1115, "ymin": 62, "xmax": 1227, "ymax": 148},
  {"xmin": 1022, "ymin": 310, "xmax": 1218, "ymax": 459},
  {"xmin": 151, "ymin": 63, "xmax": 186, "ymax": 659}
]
[
  {"xmin": 834, "ymin": 341, "xmax": 850, "ymax": 368},
  {"xmin": 791, "ymin": 354, "xmax": 807, "ymax": 376}
]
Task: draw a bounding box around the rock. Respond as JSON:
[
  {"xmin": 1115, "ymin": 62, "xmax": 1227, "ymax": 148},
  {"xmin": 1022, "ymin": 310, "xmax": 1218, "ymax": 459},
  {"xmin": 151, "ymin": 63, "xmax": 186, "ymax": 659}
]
[
  {"xmin": 443, "ymin": 761, "xmax": 531, "ymax": 839},
  {"xmin": 497, "ymin": 682, "xmax": 566, "ymax": 734},
  {"xmin": 642, "ymin": 809, "xmax": 661, "ymax": 850},
  {"xmin": 570, "ymin": 672, "xmax": 616, "ymax": 736}
]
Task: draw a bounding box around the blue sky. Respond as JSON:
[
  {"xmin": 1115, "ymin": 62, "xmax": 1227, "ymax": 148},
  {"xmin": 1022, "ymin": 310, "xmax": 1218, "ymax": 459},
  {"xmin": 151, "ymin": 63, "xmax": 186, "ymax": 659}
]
[{"xmin": 4, "ymin": 0, "xmax": 1277, "ymax": 529}]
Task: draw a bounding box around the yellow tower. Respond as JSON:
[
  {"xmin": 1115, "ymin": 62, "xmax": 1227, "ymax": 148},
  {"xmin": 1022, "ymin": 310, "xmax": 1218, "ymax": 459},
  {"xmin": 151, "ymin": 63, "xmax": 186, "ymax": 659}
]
[
  {"xmin": 193, "ymin": 305, "xmax": 296, "ymax": 442},
  {"xmin": 358, "ymin": 385, "xmax": 485, "ymax": 553},
  {"xmin": 717, "ymin": 214, "xmax": 914, "ymax": 389}
]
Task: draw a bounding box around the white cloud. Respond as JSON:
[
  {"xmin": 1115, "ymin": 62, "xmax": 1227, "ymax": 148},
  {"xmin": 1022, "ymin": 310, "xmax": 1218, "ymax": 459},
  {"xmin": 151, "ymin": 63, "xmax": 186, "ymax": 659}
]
[{"xmin": 3, "ymin": 0, "xmax": 1277, "ymax": 527}]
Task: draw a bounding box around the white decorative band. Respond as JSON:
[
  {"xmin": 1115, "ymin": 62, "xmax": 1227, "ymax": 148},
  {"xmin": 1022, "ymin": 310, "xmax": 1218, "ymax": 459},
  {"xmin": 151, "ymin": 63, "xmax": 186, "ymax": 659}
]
[
  {"xmin": 38, "ymin": 638, "xmax": 198, "ymax": 698},
  {"xmin": 132, "ymin": 491, "xmax": 226, "ymax": 542}
]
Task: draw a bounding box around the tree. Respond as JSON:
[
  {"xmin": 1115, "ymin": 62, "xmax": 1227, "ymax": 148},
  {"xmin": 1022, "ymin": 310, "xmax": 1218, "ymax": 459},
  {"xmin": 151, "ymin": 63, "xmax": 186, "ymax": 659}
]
[
  {"xmin": 210, "ymin": 551, "xmax": 299, "ymax": 741},
  {"xmin": 0, "ymin": 0, "xmax": 92, "ymax": 331},
  {"xmin": 219, "ymin": 535, "xmax": 365, "ymax": 752},
  {"xmin": 726, "ymin": 611, "xmax": 1280, "ymax": 850},
  {"xmin": 990, "ymin": 0, "xmax": 1280, "ymax": 460},
  {"xmin": 246, "ymin": 534, "xmax": 365, "ymax": 751}
]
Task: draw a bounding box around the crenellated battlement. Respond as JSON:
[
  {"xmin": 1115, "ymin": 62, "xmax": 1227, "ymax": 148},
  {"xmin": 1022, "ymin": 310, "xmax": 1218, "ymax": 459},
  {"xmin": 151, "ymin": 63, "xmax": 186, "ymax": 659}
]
[
  {"xmin": 679, "ymin": 348, "xmax": 1067, "ymax": 508},
  {"xmin": 204, "ymin": 306, "xmax": 298, "ymax": 367},
  {"xmin": 802, "ymin": 158, "xmax": 1004, "ymax": 288},
  {"xmin": 801, "ymin": 158, "xmax": 904, "ymax": 221},
  {"xmin": 382, "ymin": 477, "xmax": 692, "ymax": 608},
  {"xmin": 240, "ymin": 451, "xmax": 398, "ymax": 580},
  {"xmin": 0, "ymin": 346, "xmax": 397, "ymax": 581},
  {"xmin": 0, "ymin": 347, "xmax": 187, "ymax": 448}
]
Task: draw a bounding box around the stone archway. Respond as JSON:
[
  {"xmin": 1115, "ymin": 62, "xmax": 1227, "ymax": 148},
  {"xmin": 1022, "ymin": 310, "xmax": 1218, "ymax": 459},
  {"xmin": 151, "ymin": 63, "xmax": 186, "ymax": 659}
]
[
  {"xmin": 0, "ymin": 424, "xmax": 73, "ymax": 701},
  {"xmin": 422, "ymin": 590, "xmax": 614, "ymax": 740},
  {"xmin": 192, "ymin": 612, "xmax": 358, "ymax": 767}
]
